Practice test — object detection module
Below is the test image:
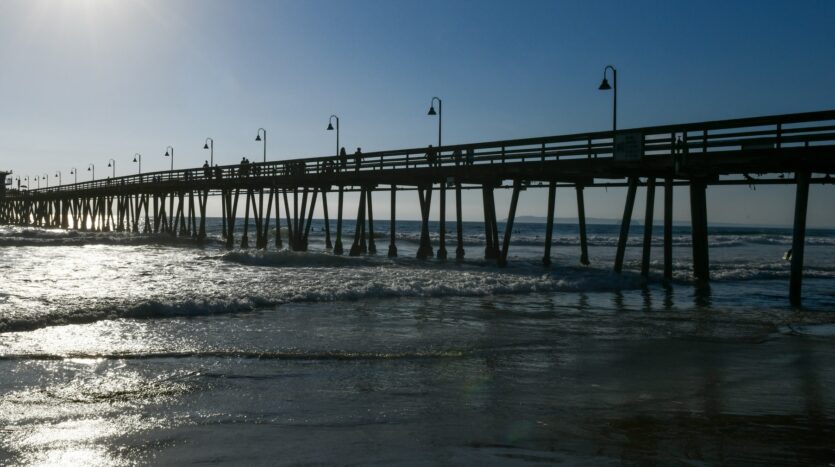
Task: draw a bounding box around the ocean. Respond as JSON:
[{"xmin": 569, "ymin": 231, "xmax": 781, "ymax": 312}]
[{"xmin": 1, "ymin": 219, "xmax": 834, "ymax": 465}]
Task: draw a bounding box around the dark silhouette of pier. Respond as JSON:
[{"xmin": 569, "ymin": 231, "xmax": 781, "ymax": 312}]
[{"xmin": 2, "ymin": 110, "xmax": 834, "ymax": 305}]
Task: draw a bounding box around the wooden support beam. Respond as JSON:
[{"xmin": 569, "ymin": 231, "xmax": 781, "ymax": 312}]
[
  {"xmin": 221, "ymin": 192, "xmax": 227, "ymax": 239},
  {"xmin": 241, "ymin": 188, "xmax": 252, "ymax": 248},
  {"xmin": 188, "ymin": 190, "xmax": 196, "ymax": 237},
  {"xmin": 366, "ymin": 188, "xmax": 376, "ymax": 254},
  {"xmin": 290, "ymin": 187, "xmax": 301, "ymax": 251},
  {"xmin": 576, "ymin": 185, "xmax": 590, "ymax": 265},
  {"xmin": 274, "ymin": 187, "xmax": 283, "ymax": 249},
  {"xmin": 168, "ymin": 192, "xmax": 175, "ymax": 234},
  {"xmin": 322, "ymin": 188, "xmax": 332, "ymax": 249},
  {"xmin": 153, "ymin": 195, "xmax": 160, "ymax": 233},
  {"xmin": 543, "ymin": 180, "xmax": 556, "ymax": 266},
  {"xmin": 258, "ymin": 189, "xmax": 265, "ymax": 247},
  {"xmin": 689, "ymin": 179, "xmax": 710, "ymax": 281},
  {"xmin": 789, "ymin": 171, "xmax": 810, "ymax": 306},
  {"xmin": 455, "ymin": 179, "xmax": 464, "ymax": 260},
  {"xmin": 283, "ymin": 190, "xmax": 295, "ymax": 250},
  {"xmin": 225, "ymin": 188, "xmax": 240, "ymax": 249},
  {"xmin": 198, "ymin": 189, "xmax": 208, "ymax": 241},
  {"xmin": 614, "ymin": 176, "xmax": 638, "ymax": 273},
  {"xmin": 261, "ymin": 187, "xmax": 274, "ymax": 249},
  {"xmin": 250, "ymin": 190, "xmax": 263, "ymax": 247},
  {"xmin": 641, "ymin": 177, "xmax": 656, "ymax": 277},
  {"xmin": 482, "ymin": 186, "xmax": 494, "ymax": 260},
  {"xmin": 388, "ymin": 184, "xmax": 397, "ymax": 257},
  {"xmin": 334, "ymin": 186, "xmax": 344, "ymax": 255},
  {"xmin": 416, "ymin": 185, "xmax": 434, "ymax": 259},
  {"xmin": 297, "ymin": 188, "xmax": 309, "ymax": 250},
  {"xmin": 663, "ymin": 177, "xmax": 673, "ymax": 283},
  {"xmin": 302, "ymin": 187, "xmax": 318, "ymax": 251},
  {"xmin": 350, "ymin": 187, "xmax": 366, "ymax": 256},
  {"xmin": 488, "ymin": 188, "xmax": 500, "ymax": 258},
  {"xmin": 498, "ymin": 180, "xmax": 522, "ymax": 267},
  {"xmin": 437, "ymin": 180, "xmax": 447, "ymax": 259}
]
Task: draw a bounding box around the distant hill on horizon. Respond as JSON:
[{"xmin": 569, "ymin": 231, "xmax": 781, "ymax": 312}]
[{"xmin": 507, "ymin": 215, "xmax": 808, "ymax": 229}]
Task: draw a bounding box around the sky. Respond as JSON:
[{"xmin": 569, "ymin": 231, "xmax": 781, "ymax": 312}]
[{"xmin": 0, "ymin": 0, "xmax": 834, "ymax": 226}]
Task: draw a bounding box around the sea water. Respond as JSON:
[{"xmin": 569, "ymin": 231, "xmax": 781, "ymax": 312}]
[{"xmin": 1, "ymin": 219, "xmax": 834, "ymax": 465}]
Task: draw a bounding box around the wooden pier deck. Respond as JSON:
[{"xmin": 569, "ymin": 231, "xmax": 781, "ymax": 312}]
[{"xmin": 2, "ymin": 110, "xmax": 834, "ymax": 305}]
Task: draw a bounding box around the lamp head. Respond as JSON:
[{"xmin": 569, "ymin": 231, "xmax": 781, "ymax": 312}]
[
  {"xmin": 164, "ymin": 151, "xmax": 170, "ymax": 157},
  {"xmin": 203, "ymin": 143, "xmax": 209, "ymax": 150},
  {"xmin": 87, "ymin": 167, "xmax": 91, "ymax": 171},
  {"xmin": 133, "ymin": 157, "xmax": 137, "ymax": 162},
  {"xmin": 326, "ymin": 122, "xmax": 334, "ymax": 131},
  {"xmin": 598, "ymin": 78, "xmax": 611, "ymax": 90},
  {"xmin": 107, "ymin": 162, "xmax": 112, "ymax": 167},
  {"xmin": 427, "ymin": 105, "xmax": 437, "ymax": 116},
  {"xmin": 255, "ymin": 134, "xmax": 262, "ymax": 142}
]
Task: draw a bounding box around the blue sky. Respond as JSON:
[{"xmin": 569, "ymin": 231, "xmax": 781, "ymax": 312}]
[{"xmin": 1, "ymin": 0, "xmax": 834, "ymax": 226}]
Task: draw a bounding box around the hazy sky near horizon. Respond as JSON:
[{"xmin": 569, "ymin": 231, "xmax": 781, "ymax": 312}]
[{"xmin": 1, "ymin": 0, "xmax": 834, "ymax": 226}]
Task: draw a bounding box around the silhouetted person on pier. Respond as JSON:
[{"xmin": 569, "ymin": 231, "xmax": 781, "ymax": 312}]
[
  {"xmin": 240, "ymin": 157, "xmax": 250, "ymax": 177},
  {"xmin": 214, "ymin": 165, "xmax": 222, "ymax": 180},
  {"xmin": 426, "ymin": 145, "xmax": 437, "ymax": 167},
  {"xmin": 354, "ymin": 148, "xmax": 362, "ymax": 172},
  {"xmin": 203, "ymin": 161, "xmax": 211, "ymax": 179},
  {"xmin": 340, "ymin": 147, "xmax": 348, "ymax": 171}
]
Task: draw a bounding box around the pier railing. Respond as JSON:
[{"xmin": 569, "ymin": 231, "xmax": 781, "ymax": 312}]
[{"xmin": 14, "ymin": 109, "xmax": 835, "ymax": 196}]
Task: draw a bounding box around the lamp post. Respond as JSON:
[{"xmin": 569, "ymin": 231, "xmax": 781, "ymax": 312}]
[
  {"xmin": 133, "ymin": 153, "xmax": 142, "ymax": 174},
  {"xmin": 69, "ymin": 168, "xmax": 77, "ymax": 184},
  {"xmin": 34, "ymin": 175, "xmax": 40, "ymax": 189},
  {"xmin": 427, "ymin": 97, "xmax": 442, "ymax": 147},
  {"xmin": 107, "ymin": 158, "xmax": 116, "ymax": 178},
  {"xmin": 327, "ymin": 115, "xmax": 340, "ymax": 156},
  {"xmin": 255, "ymin": 128, "xmax": 266, "ymax": 162},
  {"xmin": 55, "ymin": 171, "xmax": 62, "ymax": 186},
  {"xmin": 23, "ymin": 176, "xmax": 29, "ymax": 190},
  {"xmin": 598, "ymin": 65, "xmax": 617, "ymax": 134},
  {"xmin": 164, "ymin": 146, "xmax": 174, "ymax": 171},
  {"xmin": 88, "ymin": 163, "xmax": 95, "ymax": 181},
  {"xmin": 42, "ymin": 174, "xmax": 49, "ymax": 189},
  {"xmin": 203, "ymin": 138, "xmax": 214, "ymax": 166}
]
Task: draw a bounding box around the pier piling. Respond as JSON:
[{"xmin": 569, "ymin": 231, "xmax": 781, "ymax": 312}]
[
  {"xmin": 614, "ymin": 176, "xmax": 638, "ymax": 273},
  {"xmin": 543, "ymin": 180, "xmax": 556, "ymax": 266},
  {"xmin": 790, "ymin": 171, "xmax": 810, "ymax": 306},
  {"xmin": 641, "ymin": 177, "xmax": 656, "ymax": 277}
]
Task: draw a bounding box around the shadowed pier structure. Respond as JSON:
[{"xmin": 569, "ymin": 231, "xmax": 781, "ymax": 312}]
[{"xmin": 2, "ymin": 110, "xmax": 834, "ymax": 305}]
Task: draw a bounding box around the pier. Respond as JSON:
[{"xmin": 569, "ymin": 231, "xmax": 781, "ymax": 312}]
[{"xmin": 2, "ymin": 110, "xmax": 834, "ymax": 305}]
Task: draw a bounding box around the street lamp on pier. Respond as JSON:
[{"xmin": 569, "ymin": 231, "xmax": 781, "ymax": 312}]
[
  {"xmin": 42, "ymin": 174, "xmax": 49, "ymax": 189},
  {"xmin": 327, "ymin": 115, "xmax": 340, "ymax": 156},
  {"xmin": 164, "ymin": 146, "xmax": 174, "ymax": 171},
  {"xmin": 203, "ymin": 138, "xmax": 214, "ymax": 166},
  {"xmin": 55, "ymin": 171, "xmax": 62, "ymax": 186},
  {"xmin": 107, "ymin": 158, "xmax": 116, "ymax": 178},
  {"xmin": 87, "ymin": 163, "xmax": 95, "ymax": 181},
  {"xmin": 255, "ymin": 128, "xmax": 266, "ymax": 162},
  {"xmin": 598, "ymin": 65, "xmax": 618, "ymax": 134},
  {"xmin": 69, "ymin": 168, "xmax": 77, "ymax": 184},
  {"xmin": 133, "ymin": 153, "xmax": 142, "ymax": 174},
  {"xmin": 427, "ymin": 97, "xmax": 442, "ymax": 147}
]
